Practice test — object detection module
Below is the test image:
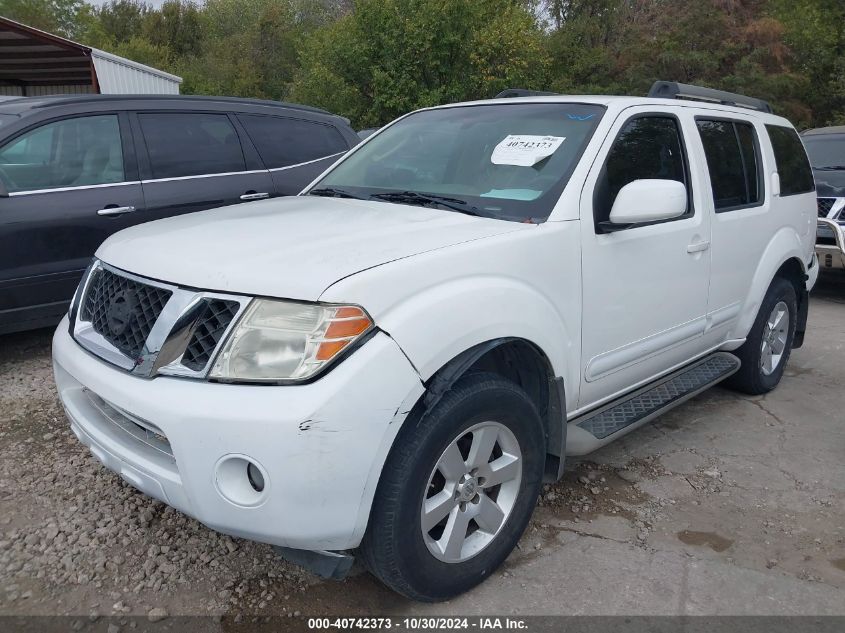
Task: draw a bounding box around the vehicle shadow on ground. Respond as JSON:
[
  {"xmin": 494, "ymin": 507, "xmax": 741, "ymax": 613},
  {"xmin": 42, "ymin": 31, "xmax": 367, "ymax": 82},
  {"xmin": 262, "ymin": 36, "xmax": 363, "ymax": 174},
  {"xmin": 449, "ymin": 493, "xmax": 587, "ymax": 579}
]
[
  {"xmin": 0, "ymin": 327, "xmax": 54, "ymax": 364},
  {"xmin": 811, "ymin": 268, "xmax": 845, "ymax": 302}
]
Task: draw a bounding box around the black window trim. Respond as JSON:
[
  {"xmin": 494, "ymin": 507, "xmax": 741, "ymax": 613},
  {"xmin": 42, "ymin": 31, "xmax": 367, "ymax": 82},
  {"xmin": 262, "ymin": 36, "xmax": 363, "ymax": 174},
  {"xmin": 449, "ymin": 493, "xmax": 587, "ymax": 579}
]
[
  {"xmin": 593, "ymin": 111, "xmax": 695, "ymax": 234},
  {"xmin": 765, "ymin": 123, "xmax": 816, "ymax": 197},
  {"xmin": 0, "ymin": 111, "xmax": 136, "ymax": 195},
  {"xmin": 132, "ymin": 109, "xmax": 251, "ymax": 182},
  {"xmin": 236, "ymin": 112, "xmax": 351, "ymax": 171},
  {"xmin": 694, "ymin": 115, "xmax": 766, "ymax": 213}
]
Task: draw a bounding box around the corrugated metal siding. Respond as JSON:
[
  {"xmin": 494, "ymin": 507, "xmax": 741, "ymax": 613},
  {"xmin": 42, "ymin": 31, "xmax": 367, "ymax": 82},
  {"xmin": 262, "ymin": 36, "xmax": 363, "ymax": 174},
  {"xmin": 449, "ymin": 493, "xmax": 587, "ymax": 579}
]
[
  {"xmin": 0, "ymin": 84, "xmax": 93, "ymax": 96},
  {"xmin": 29, "ymin": 84, "xmax": 93, "ymax": 96},
  {"xmin": 92, "ymin": 49, "xmax": 182, "ymax": 94}
]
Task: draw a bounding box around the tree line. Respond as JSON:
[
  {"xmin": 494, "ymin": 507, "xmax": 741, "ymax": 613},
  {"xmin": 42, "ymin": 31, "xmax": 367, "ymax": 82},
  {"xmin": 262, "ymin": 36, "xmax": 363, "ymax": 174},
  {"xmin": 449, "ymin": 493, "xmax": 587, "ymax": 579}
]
[{"xmin": 2, "ymin": 0, "xmax": 843, "ymax": 129}]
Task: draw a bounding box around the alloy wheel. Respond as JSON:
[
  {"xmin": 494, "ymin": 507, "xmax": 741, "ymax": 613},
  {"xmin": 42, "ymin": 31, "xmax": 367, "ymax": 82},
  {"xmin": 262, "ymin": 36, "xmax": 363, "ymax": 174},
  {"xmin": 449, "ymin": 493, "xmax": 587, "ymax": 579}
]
[
  {"xmin": 420, "ymin": 421, "xmax": 522, "ymax": 563},
  {"xmin": 760, "ymin": 300, "xmax": 789, "ymax": 376}
]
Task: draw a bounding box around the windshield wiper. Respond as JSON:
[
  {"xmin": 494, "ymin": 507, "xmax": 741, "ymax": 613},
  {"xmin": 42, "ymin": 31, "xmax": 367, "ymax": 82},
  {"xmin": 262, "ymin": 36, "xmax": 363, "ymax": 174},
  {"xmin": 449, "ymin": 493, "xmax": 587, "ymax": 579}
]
[
  {"xmin": 308, "ymin": 187, "xmax": 369, "ymax": 200},
  {"xmin": 815, "ymin": 165, "xmax": 845, "ymax": 171},
  {"xmin": 370, "ymin": 190, "xmax": 490, "ymax": 217}
]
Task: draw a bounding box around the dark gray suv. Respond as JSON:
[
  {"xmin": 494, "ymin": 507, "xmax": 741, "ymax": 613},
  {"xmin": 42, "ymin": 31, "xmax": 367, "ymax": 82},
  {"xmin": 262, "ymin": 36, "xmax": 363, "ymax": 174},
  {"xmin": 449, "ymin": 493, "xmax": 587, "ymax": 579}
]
[
  {"xmin": 0, "ymin": 95, "xmax": 359, "ymax": 335},
  {"xmin": 801, "ymin": 126, "xmax": 845, "ymax": 271}
]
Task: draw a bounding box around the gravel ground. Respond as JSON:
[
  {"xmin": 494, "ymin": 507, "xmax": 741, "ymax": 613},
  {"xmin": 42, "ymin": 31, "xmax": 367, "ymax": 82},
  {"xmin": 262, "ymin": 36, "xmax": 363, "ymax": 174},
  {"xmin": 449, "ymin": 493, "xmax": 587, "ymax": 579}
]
[{"xmin": 1, "ymin": 270, "xmax": 843, "ymax": 625}]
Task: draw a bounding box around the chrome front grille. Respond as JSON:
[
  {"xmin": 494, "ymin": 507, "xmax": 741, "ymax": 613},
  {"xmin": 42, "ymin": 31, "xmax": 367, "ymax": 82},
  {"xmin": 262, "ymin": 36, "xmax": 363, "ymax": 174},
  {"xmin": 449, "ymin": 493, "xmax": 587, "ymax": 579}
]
[
  {"xmin": 82, "ymin": 267, "xmax": 172, "ymax": 359},
  {"xmin": 71, "ymin": 261, "xmax": 249, "ymax": 378},
  {"xmin": 817, "ymin": 197, "xmax": 843, "ymax": 219},
  {"xmin": 180, "ymin": 299, "xmax": 241, "ymax": 371}
]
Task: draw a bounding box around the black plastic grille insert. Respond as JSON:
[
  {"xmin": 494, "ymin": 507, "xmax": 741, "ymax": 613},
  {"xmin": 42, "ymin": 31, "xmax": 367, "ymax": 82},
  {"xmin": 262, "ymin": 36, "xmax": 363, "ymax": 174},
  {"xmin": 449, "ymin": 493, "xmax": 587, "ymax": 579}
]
[
  {"xmin": 180, "ymin": 299, "xmax": 240, "ymax": 371},
  {"xmin": 81, "ymin": 268, "xmax": 172, "ymax": 359}
]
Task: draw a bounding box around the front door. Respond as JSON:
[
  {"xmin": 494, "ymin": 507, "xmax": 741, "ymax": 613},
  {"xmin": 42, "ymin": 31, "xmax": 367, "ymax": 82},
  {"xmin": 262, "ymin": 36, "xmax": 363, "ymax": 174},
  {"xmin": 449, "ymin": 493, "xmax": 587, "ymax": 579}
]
[
  {"xmin": 0, "ymin": 113, "xmax": 145, "ymax": 332},
  {"xmin": 578, "ymin": 108, "xmax": 712, "ymax": 410}
]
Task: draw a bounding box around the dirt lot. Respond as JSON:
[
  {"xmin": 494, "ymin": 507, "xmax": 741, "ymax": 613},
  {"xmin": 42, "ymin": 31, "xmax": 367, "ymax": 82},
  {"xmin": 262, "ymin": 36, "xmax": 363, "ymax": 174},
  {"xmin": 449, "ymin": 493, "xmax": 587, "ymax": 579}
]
[{"xmin": 1, "ymin": 270, "xmax": 844, "ymax": 624}]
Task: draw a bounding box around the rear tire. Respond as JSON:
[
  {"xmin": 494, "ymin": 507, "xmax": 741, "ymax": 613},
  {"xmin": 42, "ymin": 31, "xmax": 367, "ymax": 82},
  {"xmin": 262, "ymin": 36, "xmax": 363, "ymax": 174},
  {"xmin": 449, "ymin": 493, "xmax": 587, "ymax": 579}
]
[
  {"xmin": 725, "ymin": 277, "xmax": 797, "ymax": 395},
  {"xmin": 360, "ymin": 372, "xmax": 545, "ymax": 602}
]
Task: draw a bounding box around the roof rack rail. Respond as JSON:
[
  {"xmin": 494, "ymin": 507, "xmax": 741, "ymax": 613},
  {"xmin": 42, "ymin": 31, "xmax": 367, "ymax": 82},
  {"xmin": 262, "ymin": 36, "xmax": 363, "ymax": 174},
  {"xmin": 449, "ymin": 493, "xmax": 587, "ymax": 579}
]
[
  {"xmin": 648, "ymin": 81, "xmax": 772, "ymax": 114},
  {"xmin": 494, "ymin": 88, "xmax": 559, "ymax": 99},
  {"xmin": 28, "ymin": 94, "xmax": 333, "ymax": 116}
]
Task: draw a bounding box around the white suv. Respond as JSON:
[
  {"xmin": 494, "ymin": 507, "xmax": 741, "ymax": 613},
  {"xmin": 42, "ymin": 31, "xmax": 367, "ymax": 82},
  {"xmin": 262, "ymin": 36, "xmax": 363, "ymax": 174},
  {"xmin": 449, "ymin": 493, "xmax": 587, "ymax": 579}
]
[{"xmin": 52, "ymin": 82, "xmax": 818, "ymax": 601}]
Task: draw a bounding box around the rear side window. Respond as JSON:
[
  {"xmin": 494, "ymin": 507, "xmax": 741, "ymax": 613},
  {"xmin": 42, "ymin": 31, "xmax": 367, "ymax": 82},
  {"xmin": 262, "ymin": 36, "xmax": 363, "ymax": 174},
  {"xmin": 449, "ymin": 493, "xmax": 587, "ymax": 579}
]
[
  {"xmin": 238, "ymin": 115, "xmax": 348, "ymax": 169},
  {"xmin": 0, "ymin": 115, "xmax": 124, "ymax": 193},
  {"xmin": 696, "ymin": 119, "xmax": 762, "ymax": 212},
  {"xmin": 766, "ymin": 125, "xmax": 815, "ymax": 196},
  {"xmin": 594, "ymin": 115, "xmax": 691, "ymax": 225},
  {"xmin": 138, "ymin": 113, "xmax": 245, "ymax": 179}
]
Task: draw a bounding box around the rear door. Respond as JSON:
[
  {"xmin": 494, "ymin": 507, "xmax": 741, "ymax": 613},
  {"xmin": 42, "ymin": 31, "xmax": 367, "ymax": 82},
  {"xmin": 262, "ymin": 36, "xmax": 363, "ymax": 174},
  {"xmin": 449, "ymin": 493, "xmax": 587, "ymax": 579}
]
[
  {"xmin": 133, "ymin": 111, "xmax": 275, "ymax": 221},
  {"xmin": 692, "ymin": 115, "xmax": 773, "ymax": 347},
  {"xmin": 0, "ymin": 112, "xmax": 144, "ymax": 332},
  {"xmin": 236, "ymin": 114, "xmax": 350, "ymax": 194}
]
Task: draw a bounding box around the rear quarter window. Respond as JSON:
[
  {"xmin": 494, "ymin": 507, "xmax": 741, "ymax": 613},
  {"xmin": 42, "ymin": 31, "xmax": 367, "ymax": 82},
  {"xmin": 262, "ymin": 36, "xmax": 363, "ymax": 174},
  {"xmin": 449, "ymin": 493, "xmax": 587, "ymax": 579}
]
[
  {"xmin": 765, "ymin": 124, "xmax": 815, "ymax": 196},
  {"xmin": 238, "ymin": 115, "xmax": 349, "ymax": 169}
]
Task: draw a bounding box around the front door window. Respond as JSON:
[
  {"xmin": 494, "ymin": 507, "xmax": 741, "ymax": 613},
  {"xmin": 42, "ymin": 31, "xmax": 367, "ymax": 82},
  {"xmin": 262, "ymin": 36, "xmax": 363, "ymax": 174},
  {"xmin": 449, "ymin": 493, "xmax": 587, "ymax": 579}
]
[{"xmin": 0, "ymin": 115, "xmax": 125, "ymax": 193}]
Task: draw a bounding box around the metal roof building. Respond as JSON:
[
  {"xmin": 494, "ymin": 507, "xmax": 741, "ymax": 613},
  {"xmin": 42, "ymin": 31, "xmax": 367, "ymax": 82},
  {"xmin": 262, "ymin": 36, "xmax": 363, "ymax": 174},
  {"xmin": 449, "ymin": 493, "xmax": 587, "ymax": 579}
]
[{"xmin": 0, "ymin": 16, "xmax": 182, "ymax": 97}]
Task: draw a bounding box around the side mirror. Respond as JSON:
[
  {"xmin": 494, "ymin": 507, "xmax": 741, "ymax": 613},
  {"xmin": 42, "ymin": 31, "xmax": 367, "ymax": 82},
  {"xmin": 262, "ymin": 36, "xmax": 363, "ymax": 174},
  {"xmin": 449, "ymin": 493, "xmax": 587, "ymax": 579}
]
[{"xmin": 607, "ymin": 179, "xmax": 687, "ymax": 228}]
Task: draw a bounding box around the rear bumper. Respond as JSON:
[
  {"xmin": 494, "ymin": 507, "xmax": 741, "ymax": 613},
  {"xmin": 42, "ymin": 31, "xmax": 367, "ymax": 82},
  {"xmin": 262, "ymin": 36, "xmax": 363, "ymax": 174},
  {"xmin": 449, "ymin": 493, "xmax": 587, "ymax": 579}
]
[{"xmin": 53, "ymin": 318, "xmax": 424, "ymax": 551}]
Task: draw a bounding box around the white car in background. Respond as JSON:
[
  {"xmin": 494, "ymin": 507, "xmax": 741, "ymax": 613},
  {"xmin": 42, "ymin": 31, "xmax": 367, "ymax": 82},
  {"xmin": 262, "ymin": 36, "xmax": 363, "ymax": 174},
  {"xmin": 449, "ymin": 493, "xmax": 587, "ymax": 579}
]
[{"xmin": 53, "ymin": 82, "xmax": 817, "ymax": 601}]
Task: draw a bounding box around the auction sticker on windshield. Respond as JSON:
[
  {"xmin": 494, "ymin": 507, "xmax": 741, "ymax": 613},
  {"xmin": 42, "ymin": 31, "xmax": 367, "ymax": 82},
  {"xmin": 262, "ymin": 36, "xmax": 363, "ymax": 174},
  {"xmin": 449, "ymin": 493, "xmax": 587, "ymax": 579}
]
[{"xmin": 491, "ymin": 135, "xmax": 565, "ymax": 166}]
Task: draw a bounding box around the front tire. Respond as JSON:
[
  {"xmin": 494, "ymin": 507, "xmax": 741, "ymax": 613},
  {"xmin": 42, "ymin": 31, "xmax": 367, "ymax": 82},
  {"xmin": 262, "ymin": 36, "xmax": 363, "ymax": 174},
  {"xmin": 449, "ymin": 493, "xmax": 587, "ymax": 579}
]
[
  {"xmin": 360, "ymin": 372, "xmax": 545, "ymax": 601},
  {"xmin": 726, "ymin": 277, "xmax": 797, "ymax": 395}
]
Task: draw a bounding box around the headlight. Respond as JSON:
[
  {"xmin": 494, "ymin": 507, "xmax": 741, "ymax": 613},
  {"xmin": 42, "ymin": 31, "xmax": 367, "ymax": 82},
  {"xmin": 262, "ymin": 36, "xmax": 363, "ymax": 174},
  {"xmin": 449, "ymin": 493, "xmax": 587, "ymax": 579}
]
[{"xmin": 208, "ymin": 299, "xmax": 373, "ymax": 383}]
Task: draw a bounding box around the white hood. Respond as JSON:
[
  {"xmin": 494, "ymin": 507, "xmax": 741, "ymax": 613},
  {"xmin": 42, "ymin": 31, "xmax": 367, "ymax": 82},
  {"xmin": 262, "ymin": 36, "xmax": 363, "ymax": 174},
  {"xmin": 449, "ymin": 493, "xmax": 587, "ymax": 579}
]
[{"xmin": 97, "ymin": 196, "xmax": 527, "ymax": 301}]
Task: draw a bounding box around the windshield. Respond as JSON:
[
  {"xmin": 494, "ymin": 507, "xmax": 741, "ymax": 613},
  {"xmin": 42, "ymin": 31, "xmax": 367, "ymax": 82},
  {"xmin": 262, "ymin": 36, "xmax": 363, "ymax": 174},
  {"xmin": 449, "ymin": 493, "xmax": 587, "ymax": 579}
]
[
  {"xmin": 312, "ymin": 102, "xmax": 605, "ymax": 221},
  {"xmin": 803, "ymin": 134, "xmax": 845, "ymax": 169}
]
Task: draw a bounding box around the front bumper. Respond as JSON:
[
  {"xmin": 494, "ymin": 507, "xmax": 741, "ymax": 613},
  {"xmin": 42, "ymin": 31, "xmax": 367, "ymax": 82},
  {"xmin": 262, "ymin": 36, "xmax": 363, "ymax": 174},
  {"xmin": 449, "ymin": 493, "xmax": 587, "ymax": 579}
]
[
  {"xmin": 53, "ymin": 318, "xmax": 424, "ymax": 551},
  {"xmin": 816, "ymin": 218, "xmax": 845, "ymax": 270}
]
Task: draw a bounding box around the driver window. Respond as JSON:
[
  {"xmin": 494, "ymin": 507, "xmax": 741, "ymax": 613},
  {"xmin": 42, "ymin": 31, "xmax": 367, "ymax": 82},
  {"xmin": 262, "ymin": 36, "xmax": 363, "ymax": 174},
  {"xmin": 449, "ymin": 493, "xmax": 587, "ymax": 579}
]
[
  {"xmin": 0, "ymin": 115, "xmax": 125, "ymax": 193},
  {"xmin": 593, "ymin": 115, "xmax": 691, "ymax": 227}
]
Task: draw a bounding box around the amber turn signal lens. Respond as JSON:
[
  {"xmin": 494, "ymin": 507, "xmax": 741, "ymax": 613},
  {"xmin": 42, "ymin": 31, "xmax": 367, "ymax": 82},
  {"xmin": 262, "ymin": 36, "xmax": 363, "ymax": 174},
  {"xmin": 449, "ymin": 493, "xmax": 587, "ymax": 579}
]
[
  {"xmin": 316, "ymin": 340, "xmax": 349, "ymax": 361},
  {"xmin": 315, "ymin": 307, "xmax": 372, "ymax": 361},
  {"xmin": 324, "ymin": 316, "xmax": 371, "ymax": 339}
]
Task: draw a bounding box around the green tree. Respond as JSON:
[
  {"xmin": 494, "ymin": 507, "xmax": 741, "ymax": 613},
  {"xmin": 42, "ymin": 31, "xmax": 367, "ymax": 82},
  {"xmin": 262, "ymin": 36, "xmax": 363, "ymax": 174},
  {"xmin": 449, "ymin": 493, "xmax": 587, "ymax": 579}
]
[
  {"xmin": 544, "ymin": 0, "xmax": 818, "ymax": 124},
  {"xmin": 0, "ymin": 0, "xmax": 85, "ymax": 38},
  {"xmin": 177, "ymin": 0, "xmax": 344, "ymax": 100},
  {"xmin": 111, "ymin": 34, "xmax": 171, "ymax": 70},
  {"xmin": 94, "ymin": 0, "xmax": 150, "ymax": 45},
  {"xmin": 142, "ymin": 0, "xmax": 202, "ymax": 59},
  {"xmin": 770, "ymin": 0, "xmax": 845, "ymax": 126},
  {"xmin": 290, "ymin": 0, "xmax": 550, "ymax": 127}
]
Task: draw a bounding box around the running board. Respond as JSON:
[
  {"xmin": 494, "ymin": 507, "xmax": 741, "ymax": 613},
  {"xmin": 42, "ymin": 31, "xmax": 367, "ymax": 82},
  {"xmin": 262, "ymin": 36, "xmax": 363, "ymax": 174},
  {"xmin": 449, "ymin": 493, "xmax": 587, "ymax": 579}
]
[{"xmin": 566, "ymin": 352, "xmax": 740, "ymax": 456}]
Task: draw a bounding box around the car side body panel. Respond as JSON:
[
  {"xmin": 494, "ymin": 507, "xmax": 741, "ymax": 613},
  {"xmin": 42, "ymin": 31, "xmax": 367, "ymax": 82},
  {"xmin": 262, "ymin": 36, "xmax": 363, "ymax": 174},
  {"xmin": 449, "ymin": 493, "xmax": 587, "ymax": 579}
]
[{"xmin": 732, "ymin": 224, "xmax": 813, "ymax": 339}]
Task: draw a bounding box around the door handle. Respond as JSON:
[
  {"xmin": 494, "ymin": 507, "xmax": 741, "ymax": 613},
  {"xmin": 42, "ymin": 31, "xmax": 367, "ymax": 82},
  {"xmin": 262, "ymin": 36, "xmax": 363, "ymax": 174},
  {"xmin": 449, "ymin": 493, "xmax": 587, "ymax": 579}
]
[
  {"xmin": 97, "ymin": 205, "xmax": 136, "ymax": 217},
  {"xmin": 240, "ymin": 192, "xmax": 270, "ymax": 201},
  {"xmin": 686, "ymin": 240, "xmax": 711, "ymax": 254}
]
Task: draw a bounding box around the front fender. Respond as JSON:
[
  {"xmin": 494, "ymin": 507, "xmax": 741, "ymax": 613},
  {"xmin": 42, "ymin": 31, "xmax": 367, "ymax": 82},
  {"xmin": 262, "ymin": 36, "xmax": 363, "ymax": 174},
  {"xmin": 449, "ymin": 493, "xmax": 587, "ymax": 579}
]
[
  {"xmin": 376, "ymin": 275, "xmax": 573, "ymax": 393},
  {"xmin": 320, "ymin": 222, "xmax": 583, "ymax": 412},
  {"xmin": 734, "ymin": 227, "xmax": 807, "ymax": 338}
]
